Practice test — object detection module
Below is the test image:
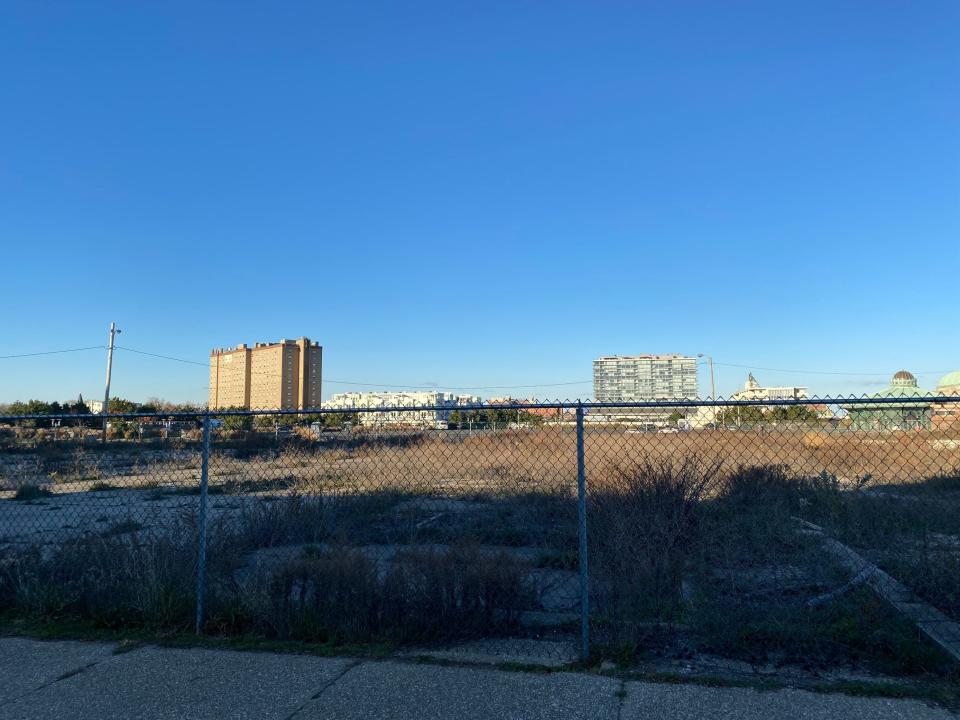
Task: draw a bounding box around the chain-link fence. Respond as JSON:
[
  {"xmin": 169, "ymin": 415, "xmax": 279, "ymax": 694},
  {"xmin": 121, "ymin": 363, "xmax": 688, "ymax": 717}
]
[{"xmin": 1, "ymin": 397, "xmax": 959, "ymax": 676}]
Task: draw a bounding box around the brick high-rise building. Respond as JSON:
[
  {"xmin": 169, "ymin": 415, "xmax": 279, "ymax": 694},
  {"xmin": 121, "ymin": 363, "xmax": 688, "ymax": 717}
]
[{"xmin": 209, "ymin": 337, "xmax": 322, "ymax": 410}]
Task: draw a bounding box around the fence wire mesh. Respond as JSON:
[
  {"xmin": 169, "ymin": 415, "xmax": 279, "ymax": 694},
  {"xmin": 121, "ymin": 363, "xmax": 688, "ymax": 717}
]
[{"xmin": 1, "ymin": 397, "xmax": 959, "ymax": 677}]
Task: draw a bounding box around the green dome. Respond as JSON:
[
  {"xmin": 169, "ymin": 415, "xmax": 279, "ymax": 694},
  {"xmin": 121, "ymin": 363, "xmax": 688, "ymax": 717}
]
[
  {"xmin": 938, "ymin": 370, "xmax": 960, "ymax": 390},
  {"xmin": 849, "ymin": 370, "xmax": 932, "ymax": 407}
]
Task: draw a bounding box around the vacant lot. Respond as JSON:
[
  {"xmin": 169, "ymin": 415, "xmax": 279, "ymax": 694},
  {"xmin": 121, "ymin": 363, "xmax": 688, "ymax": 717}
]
[
  {"xmin": 4, "ymin": 425, "xmax": 959, "ymax": 494},
  {"xmin": 1, "ymin": 425, "xmax": 958, "ymax": 687}
]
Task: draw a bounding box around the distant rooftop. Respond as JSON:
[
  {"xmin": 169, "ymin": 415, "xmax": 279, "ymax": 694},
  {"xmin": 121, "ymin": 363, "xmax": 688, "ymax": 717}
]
[
  {"xmin": 211, "ymin": 337, "xmax": 320, "ymax": 355},
  {"xmin": 594, "ymin": 354, "xmax": 695, "ymax": 360}
]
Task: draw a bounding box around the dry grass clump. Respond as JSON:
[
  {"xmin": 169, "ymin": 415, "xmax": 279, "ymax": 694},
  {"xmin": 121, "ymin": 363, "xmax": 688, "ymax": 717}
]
[
  {"xmin": 229, "ymin": 543, "xmax": 532, "ymax": 643},
  {"xmin": 384, "ymin": 544, "xmax": 532, "ymax": 638},
  {"xmin": 230, "ymin": 494, "xmax": 332, "ymax": 549},
  {"xmin": 220, "ymin": 492, "xmax": 411, "ymax": 551},
  {"xmin": 0, "ymin": 528, "xmax": 198, "ymax": 629},
  {"xmin": 236, "ymin": 547, "xmax": 382, "ymax": 641}
]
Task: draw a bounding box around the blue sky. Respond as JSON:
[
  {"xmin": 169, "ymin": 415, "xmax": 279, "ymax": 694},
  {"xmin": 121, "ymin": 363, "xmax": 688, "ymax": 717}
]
[{"xmin": 1, "ymin": 1, "xmax": 958, "ymax": 404}]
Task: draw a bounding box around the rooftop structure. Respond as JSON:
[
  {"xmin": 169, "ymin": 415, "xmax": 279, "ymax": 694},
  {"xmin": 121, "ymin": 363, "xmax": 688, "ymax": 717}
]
[{"xmin": 730, "ymin": 374, "xmax": 808, "ymax": 402}]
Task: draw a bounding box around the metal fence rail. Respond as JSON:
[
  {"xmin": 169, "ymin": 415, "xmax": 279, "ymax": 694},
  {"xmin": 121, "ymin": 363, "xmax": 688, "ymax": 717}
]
[{"xmin": 1, "ymin": 397, "xmax": 959, "ymax": 674}]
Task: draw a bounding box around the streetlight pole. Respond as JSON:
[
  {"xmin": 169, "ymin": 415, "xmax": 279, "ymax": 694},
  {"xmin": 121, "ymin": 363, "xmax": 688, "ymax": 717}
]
[
  {"xmin": 102, "ymin": 322, "xmax": 121, "ymax": 442},
  {"xmin": 696, "ymin": 353, "xmax": 717, "ymax": 400},
  {"xmin": 708, "ymin": 356, "xmax": 716, "ymax": 401},
  {"xmin": 696, "ymin": 353, "xmax": 718, "ymax": 429}
]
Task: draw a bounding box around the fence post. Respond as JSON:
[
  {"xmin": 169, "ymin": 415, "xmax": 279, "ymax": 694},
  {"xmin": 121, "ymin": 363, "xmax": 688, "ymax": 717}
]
[
  {"xmin": 575, "ymin": 403, "xmax": 590, "ymax": 661},
  {"xmin": 195, "ymin": 413, "xmax": 211, "ymax": 635}
]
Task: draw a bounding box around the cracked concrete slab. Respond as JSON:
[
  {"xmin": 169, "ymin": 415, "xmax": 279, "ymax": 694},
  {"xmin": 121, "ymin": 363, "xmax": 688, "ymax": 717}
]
[
  {"xmin": 0, "ymin": 637, "xmax": 116, "ymax": 704},
  {"xmin": 620, "ymin": 682, "xmax": 955, "ymax": 720},
  {"xmin": 2, "ymin": 639, "xmax": 956, "ymax": 720},
  {"xmin": 0, "ymin": 644, "xmax": 353, "ymax": 720},
  {"xmin": 297, "ymin": 660, "xmax": 621, "ymax": 719}
]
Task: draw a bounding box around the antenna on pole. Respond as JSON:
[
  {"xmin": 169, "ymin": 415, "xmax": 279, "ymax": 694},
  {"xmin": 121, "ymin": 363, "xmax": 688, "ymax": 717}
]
[{"xmin": 102, "ymin": 322, "xmax": 121, "ymax": 442}]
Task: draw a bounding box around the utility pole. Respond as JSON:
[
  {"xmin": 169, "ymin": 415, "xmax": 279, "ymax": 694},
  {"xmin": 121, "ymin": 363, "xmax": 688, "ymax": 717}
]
[{"xmin": 102, "ymin": 322, "xmax": 121, "ymax": 442}]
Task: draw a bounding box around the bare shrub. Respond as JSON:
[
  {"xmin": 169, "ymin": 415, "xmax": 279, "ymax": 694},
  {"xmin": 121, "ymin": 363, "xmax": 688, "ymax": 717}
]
[{"xmin": 589, "ymin": 458, "xmax": 722, "ymax": 648}]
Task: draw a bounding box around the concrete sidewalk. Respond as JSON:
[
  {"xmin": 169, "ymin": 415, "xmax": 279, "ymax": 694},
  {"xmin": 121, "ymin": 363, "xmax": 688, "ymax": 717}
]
[{"xmin": 0, "ymin": 637, "xmax": 953, "ymax": 719}]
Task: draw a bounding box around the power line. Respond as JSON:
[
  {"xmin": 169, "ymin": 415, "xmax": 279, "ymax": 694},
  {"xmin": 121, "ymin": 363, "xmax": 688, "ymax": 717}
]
[
  {"xmin": 115, "ymin": 346, "xmax": 207, "ymax": 366},
  {"xmin": 114, "ymin": 345, "xmax": 953, "ymax": 388},
  {"xmin": 710, "ymin": 361, "xmax": 950, "ymax": 377},
  {"xmin": 116, "ymin": 346, "xmax": 592, "ymax": 389},
  {"xmin": 324, "ymin": 379, "xmax": 593, "ymax": 390},
  {"xmin": 0, "ymin": 346, "xmax": 105, "ymax": 359}
]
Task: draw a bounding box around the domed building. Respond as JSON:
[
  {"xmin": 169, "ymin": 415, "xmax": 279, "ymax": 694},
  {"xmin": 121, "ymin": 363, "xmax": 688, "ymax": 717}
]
[
  {"xmin": 932, "ymin": 370, "xmax": 960, "ymax": 428},
  {"xmin": 845, "ymin": 370, "xmax": 933, "ymax": 431},
  {"xmin": 937, "ymin": 370, "xmax": 960, "ymax": 394}
]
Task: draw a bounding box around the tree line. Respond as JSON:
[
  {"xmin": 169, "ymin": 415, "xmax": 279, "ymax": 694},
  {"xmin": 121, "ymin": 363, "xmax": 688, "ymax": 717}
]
[
  {"xmin": 448, "ymin": 408, "xmax": 545, "ymax": 427},
  {"xmin": 210, "ymin": 409, "xmax": 361, "ymax": 432},
  {"xmin": 0, "ymin": 397, "xmax": 204, "ymax": 427},
  {"xmin": 714, "ymin": 405, "xmax": 823, "ymax": 425},
  {"xmin": 665, "ymin": 405, "xmax": 823, "ymax": 426}
]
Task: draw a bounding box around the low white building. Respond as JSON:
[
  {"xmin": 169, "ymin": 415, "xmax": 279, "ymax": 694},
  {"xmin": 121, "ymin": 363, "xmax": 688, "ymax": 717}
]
[
  {"xmin": 730, "ymin": 374, "xmax": 808, "ymax": 402},
  {"xmin": 84, "ymin": 399, "xmax": 104, "ymax": 414},
  {"xmin": 324, "ymin": 391, "xmax": 481, "ymax": 428}
]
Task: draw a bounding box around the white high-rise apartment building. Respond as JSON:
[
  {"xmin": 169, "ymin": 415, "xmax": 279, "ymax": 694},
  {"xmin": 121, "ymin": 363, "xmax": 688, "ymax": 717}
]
[{"xmin": 593, "ymin": 354, "xmax": 699, "ymax": 401}]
